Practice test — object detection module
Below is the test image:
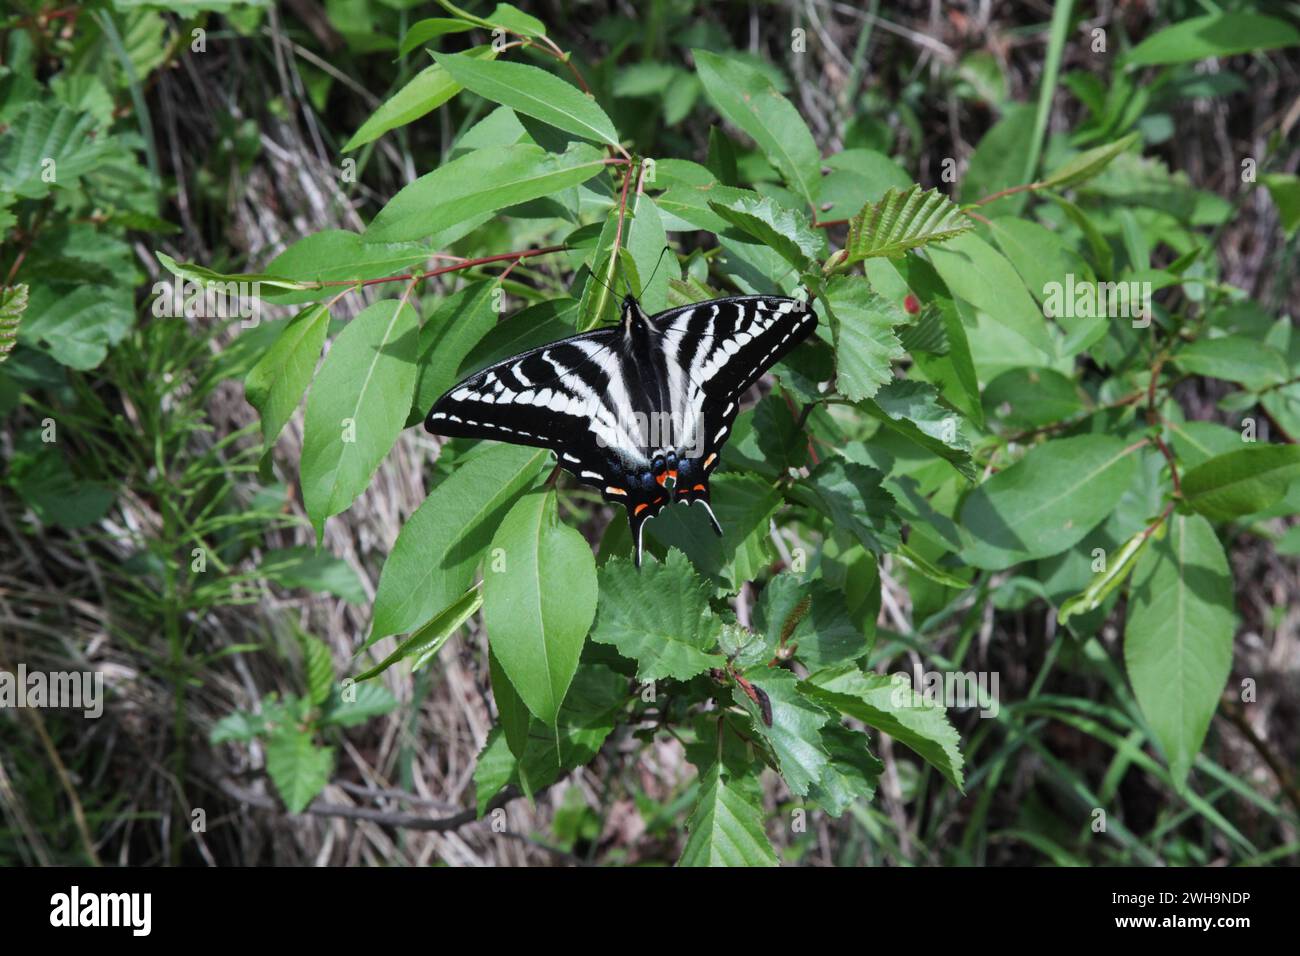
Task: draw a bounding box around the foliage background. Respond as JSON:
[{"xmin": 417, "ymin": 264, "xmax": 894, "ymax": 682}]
[{"xmin": 1, "ymin": 0, "xmax": 1298, "ymax": 866}]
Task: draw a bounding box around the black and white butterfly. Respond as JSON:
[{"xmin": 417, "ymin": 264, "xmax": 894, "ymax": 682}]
[{"xmin": 425, "ymin": 293, "xmax": 817, "ymax": 566}]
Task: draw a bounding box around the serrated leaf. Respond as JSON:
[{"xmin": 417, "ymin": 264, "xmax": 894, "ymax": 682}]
[
  {"xmin": 865, "ymin": 379, "xmax": 974, "ymax": 480},
  {"xmin": 368, "ymin": 444, "xmax": 548, "ymax": 645},
  {"xmin": 807, "ymin": 724, "xmax": 882, "ymax": 817},
  {"xmin": 295, "ymin": 633, "xmax": 333, "ymax": 708},
  {"xmin": 843, "ymin": 185, "xmax": 972, "ymax": 263},
  {"xmin": 483, "ymin": 490, "xmax": 596, "ymax": 726},
  {"xmin": 265, "ymin": 729, "xmax": 333, "ymax": 813},
  {"xmin": 823, "ymin": 277, "xmax": 906, "ymax": 402},
  {"xmin": 433, "ymin": 52, "xmax": 620, "ymax": 147},
  {"xmin": 590, "ymin": 549, "xmax": 725, "ymax": 681},
  {"xmin": 803, "ymin": 665, "xmax": 965, "ymax": 790},
  {"xmin": 732, "ymin": 667, "xmax": 832, "ymax": 797},
  {"xmin": 0, "ymin": 102, "xmax": 110, "ymax": 199},
  {"xmin": 645, "ymin": 472, "xmax": 781, "ymax": 590},
  {"xmin": 300, "ymin": 295, "xmax": 420, "ymax": 538},
  {"xmin": 0, "ymin": 284, "xmax": 28, "ymax": 363},
  {"xmin": 679, "ymin": 763, "xmax": 778, "ymax": 867},
  {"xmin": 1124, "ymin": 514, "xmax": 1235, "ymax": 786},
  {"xmin": 794, "ymin": 459, "xmax": 901, "ymax": 556},
  {"xmin": 707, "ymin": 195, "xmax": 824, "ymax": 270},
  {"xmin": 1180, "ymin": 444, "xmax": 1300, "ymax": 521},
  {"xmin": 244, "ymin": 303, "xmax": 329, "ymax": 451},
  {"xmin": 755, "ymin": 575, "xmax": 868, "ymax": 670},
  {"xmin": 319, "ymin": 682, "xmax": 398, "ymax": 728}
]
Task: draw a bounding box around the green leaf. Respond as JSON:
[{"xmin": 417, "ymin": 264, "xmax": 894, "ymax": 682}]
[
  {"xmin": 678, "ymin": 764, "xmax": 778, "ymax": 867},
  {"xmin": 692, "ymin": 49, "xmax": 822, "ymax": 209},
  {"xmin": 843, "ymin": 185, "xmax": 972, "ymax": 263},
  {"xmin": 489, "ymin": 645, "xmax": 532, "ymax": 763},
  {"xmin": 1124, "ymin": 514, "xmax": 1235, "ymax": 786},
  {"xmin": 626, "ymin": 195, "xmax": 672, "ymax": 314},
  {"xmin": 982, "ymin": 366, "xmax": 1085, "ymax": 431},
  {"xmin": 0, "ymin": 102, "xmax": 110, "ymax": 199},
  {"xmin": 1039, "ymin": 132, "xmax": 1140, "ymax": 190},
  {"xmin": 794, "ymin": 459, "xmax": 901, "ymax": 556},
  {"xmin": 707, "ymin": 195, "xmax": 823, "ymax": 270},
  {"xmin": 590, "ymin": 549, "xmax": 725, "ymax": 681},
  {"xmin": 300, "ymin": 295, "xmax": 420, "ymax": 537},
  {"xmin": 265, "ymin": 728, "xmax": 333, "ymax": 813},
  {"xmin": 804, "ymin": 664, "xmax": 965, "ymax": 790},
  {"xmin": 1174, "ymin": 335, "xmax": 1289, "ymax": 389},
  {"xmin": 960, "ymin": 434, "xmax": 1139, "ymax": 570},
  {"xmin": 154, "ymin": 251, "xmax": 318, "ymax": 292},
  {"xmin": 894, "ymin": 542, "xmax": 969, "ymax": 591},
  {"xmin": 365, "ymin": 141, "xmax": 607, "ymax": 243},
  {"xmin": 823, "ymin": 277, "xmax": 906, "ymax": 402},
  {"xmin": 865, "ymin": 379, "xmax": 974, "ymax": 480},
  {"xmin": 407, "ymin": 280, "xmax": 500, "ymax": 427},
  {"xmin": 295, "ymin": 632, "xmax": 333, "ymax": 708},
  {"xmin": 259, "ymin": 546, "xmax": 366, "ymax": 603},
  {"xmin": 755, "ymin": 575, "xmax": 869, "ymax": 670},
  {"xmin": 19, "ymin": 284, "xmax": 133, "ymax": 370},
  {"xmin": 0, "ymin": 284, "xmax": 28, "ymax": 364},
  {"xmin": 1180, "ymin": 444, "xmax": 1300, "ymax": 522},
  {"xmin": 368, "ymin": 444, "xmax": 548, "ymax": 644},
  {"xmin": 344, "ymin": 45, "xmax": 496, "ymax": 151},
  {"xmin": 1261, "ymin": 173, "xmax": 1300, "ymax": 238},
  {"xmin": 262, "ymin": 231, "xmax": 438, "ymax": 303},
  {"xmin": 482, "ymin": 490, "xmax": 597, "ymax": 726},
  {"xmin": 808, "ymin": 724, "xmax": 882, "ymax": 817},
  {"xmin": 244, "ymin": 303, "xmax": 330, "ymax": 451},
  {"xmin": 926, "ymin": 232, "xmax": 1055, "ymax": 359},
  {"xmin": 397, "ymin": 18, "xmax": 476, "ymax": 58},
  {"xmin": 432, "ymin": 52, "xmax": 620, "ymax": 147},
  {"xmin": 1057, "ymin": 528, "xmax": 1151, "ymax": 626},
  {"xmin": 319, "ymin": 682, "xmax": 398, "ymax": 728},
  {"xmin": 733, "ymin": 667, "xmax": 832, "ymax": 797},
  {"xmin": 1126, "ymin": 14, "xmax": 1300, "ymax": 66},
  {"xmin": 644, "ymin": 472, "xmax": 781, "ymax": 590},
  {"xmin": 356, "ymin": 585, "xmax": 483, "ymax": 681}
]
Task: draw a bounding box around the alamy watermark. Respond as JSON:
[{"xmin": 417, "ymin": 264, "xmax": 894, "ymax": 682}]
[
  {"xmin": 0, "ymin": 664, "xmax": 103, "ymax": 718},
  {"xmin": 890, "ymin": 667, "xmax": 1000, "ymax": 718},
  {"xmin": 151, "ymin": 278, "xmax": 262, "ymax": 327},
  {"xmin": 1043, "ymin": 273, "xmax": 1152, "ymax": 328}
]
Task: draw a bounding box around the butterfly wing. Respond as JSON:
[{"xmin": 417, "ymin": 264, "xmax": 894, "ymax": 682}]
[
  {"xmin": 425, "ymin": 326, "xmax": 651, "ymax": 484},
  {"xmin": 650, "ymin": 294, "xmax": 817, "ymax": 518}
]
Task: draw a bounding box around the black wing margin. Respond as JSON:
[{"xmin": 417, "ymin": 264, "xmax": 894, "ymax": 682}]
[{"xmin": 651, "ymin": 294, "xmax": 818, "ymax": 404}]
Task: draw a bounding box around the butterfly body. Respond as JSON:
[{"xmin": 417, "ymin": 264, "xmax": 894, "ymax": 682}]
[{"xmin": 426, "ymin": 293, "xmax": 817, "ymax": 565}]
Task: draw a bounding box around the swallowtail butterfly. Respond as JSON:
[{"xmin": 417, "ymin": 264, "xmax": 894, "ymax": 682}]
[{"xmin": 425, "ymin": 293, "xmax": 817, "ymax": 567}]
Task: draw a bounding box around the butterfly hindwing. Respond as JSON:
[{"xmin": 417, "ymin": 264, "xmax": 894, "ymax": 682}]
[{"xmin": 425, "ymin": 293, "xmax": 817, "ymax": 567}]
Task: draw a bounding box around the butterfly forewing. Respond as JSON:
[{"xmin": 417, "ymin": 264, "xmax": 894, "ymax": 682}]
[{"xmin": 425, "ymin": 293, "xmax": 817, "ymax": 566}]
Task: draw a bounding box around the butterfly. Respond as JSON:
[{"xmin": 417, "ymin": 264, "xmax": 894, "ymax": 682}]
[{"xmin": 425, "ymin": 292, "xmax": 818, "ymax": 567}]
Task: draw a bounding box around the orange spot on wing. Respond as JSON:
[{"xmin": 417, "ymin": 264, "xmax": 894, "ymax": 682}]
[
  {"xmin": 693, "ymin": 484, "xmax": 706, "ymax": 492},
  {"xmin": 605, "ymin": 486, "xmax": 627, "ymax": 497},
  {"xmin": 633, "ymin": 503, "xmax": 649, "ymax": 516},
  {"xmin": 703, "ymin": 453, "xmax": 717, "ymax": 469}
]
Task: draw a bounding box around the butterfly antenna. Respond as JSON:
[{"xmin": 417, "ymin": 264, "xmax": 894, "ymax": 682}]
[{"xmin": 644, "ymin": 245, "xmax": 672, "ymax": 296}]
